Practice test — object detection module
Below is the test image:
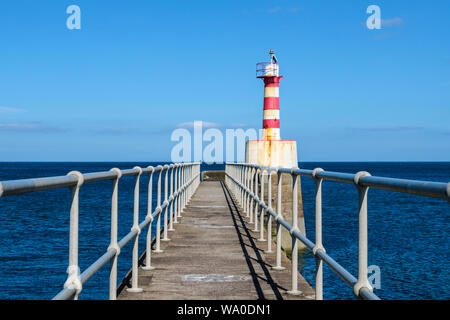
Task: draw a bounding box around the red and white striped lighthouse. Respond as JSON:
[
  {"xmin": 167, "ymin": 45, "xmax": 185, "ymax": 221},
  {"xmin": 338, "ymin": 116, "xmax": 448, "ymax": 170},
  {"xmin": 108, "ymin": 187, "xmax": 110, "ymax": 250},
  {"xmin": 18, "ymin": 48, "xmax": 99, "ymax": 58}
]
[
  {"xmin": 246, "ymin": 49, "xmax": 298, "ymax": 168},
  {"xmin": 257, "ymin": 49, "xmax": 283, "ymax": 140}
]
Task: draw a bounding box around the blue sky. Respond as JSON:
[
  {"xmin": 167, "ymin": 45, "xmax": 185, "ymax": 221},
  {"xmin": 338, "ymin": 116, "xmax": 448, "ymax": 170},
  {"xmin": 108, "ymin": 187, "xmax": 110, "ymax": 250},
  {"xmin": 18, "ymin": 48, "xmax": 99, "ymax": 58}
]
[{"xmin": 0, "ymin": 0, "xmax": 449, "ymax": 161}]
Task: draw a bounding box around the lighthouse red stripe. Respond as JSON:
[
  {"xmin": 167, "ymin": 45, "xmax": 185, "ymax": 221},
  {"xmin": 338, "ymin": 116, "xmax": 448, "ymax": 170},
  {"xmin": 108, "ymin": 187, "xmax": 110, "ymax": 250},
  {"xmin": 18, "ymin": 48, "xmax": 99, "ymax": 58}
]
[
  {"xmin": 263, "ymin": 119, "xmax": 280, "ymax": 128},
  {"xmin": 264, "ymin": 97, "xmax": 279, "ymax": 110},
  {"xmin": 263, "ymin": 76, "xmax": 283, "ymax": 86}
]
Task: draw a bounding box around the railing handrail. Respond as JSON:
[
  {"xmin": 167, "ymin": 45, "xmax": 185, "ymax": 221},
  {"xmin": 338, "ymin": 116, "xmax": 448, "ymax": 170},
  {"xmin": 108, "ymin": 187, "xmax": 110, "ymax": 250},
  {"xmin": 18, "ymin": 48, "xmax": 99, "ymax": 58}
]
[
  {"xmin": 230, "ymin": 164, "xmax": 449, "ymax": 200},
  {"xmin": 224, "ymin": 163, "xmax": 449, "ymax": 300},
  {"xmin": 0, "ymin": 162, "xmax": 201, "ymax": 300},
  {"xmin": 0, "ymin": 163, "xmax": 200, "ymax": 197}
]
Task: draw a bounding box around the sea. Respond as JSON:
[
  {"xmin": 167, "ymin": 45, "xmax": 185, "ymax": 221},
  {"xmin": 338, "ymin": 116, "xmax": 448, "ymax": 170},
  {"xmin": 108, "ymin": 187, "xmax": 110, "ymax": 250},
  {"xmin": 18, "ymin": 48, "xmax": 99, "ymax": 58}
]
[{"xmin": 0, "ymin": 162, "xmax": 448, "ymax": 300}]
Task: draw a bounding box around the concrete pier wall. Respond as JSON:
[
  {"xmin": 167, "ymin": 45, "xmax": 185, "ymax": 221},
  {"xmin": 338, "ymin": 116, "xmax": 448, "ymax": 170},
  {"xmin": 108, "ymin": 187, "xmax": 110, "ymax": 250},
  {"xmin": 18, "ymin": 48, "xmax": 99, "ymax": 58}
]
[{"xmin": 264, "ymin": 173, "xmax": 306, "ymax": 252}]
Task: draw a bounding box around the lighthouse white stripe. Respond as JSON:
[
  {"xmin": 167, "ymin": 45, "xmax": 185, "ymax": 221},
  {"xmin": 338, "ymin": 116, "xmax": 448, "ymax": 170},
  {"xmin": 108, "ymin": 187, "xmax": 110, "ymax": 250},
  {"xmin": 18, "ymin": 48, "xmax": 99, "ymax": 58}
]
[
  {"xmin": 263, "ymin": 109, "xmax": 280, "ymax": 120},
  {"xmin": 264, "ymin": 87, "xmax": 279, "ymax": 97}
]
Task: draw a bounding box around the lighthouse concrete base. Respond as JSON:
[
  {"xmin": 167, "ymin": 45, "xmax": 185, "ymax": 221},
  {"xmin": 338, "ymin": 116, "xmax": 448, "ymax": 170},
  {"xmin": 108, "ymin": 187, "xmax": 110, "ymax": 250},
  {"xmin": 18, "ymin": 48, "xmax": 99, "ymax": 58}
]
[
  {"xmin": 245, "ymin": 140, "xmax": 306, "ymax": 251},
  {"xmin": 245, "ymin": 140, "xmax": 298, "ymax": 168}
]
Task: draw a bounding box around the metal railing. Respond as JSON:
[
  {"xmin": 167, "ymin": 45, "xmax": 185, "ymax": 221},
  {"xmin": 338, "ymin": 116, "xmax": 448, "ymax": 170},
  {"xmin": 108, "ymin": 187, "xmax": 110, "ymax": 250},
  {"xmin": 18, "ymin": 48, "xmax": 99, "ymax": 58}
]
[
  {"xmin": 0, "ymin": 162, "xmax": 201, "ymax": 300},
  {"xmin": 256, "ymin": 62, "xmax": 279, "ymax": 77},
  {"xmin": 225, "ymin": 163, "xmax": 450, "ymax": 300}
]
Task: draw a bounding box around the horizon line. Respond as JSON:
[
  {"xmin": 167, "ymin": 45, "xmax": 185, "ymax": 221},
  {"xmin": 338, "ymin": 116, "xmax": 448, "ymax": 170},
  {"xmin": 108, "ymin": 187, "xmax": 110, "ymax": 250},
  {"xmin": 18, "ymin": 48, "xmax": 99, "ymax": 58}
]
[{"xmin": 0, "ymin": 160, "xmax": 449, "ymax": 163}]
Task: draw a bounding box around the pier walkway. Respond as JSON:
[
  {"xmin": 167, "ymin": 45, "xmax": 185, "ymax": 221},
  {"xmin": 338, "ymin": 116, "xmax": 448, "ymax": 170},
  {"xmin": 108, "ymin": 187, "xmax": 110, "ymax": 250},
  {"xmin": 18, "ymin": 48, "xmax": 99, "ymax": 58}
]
[{"xmin": 117, "ymin": 180, "xmax": 314, "ymax": 300}]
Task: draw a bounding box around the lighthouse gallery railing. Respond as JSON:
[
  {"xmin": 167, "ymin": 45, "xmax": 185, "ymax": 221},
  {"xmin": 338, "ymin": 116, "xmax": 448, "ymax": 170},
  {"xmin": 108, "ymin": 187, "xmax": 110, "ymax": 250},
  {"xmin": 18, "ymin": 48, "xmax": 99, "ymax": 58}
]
[
  {"xmin": 225, "ymin": 163, "xmax": 449, "ymax": 300},
  {"xmin": 0, "ymin": 162, "xmax": 201, "ymax": 300}
]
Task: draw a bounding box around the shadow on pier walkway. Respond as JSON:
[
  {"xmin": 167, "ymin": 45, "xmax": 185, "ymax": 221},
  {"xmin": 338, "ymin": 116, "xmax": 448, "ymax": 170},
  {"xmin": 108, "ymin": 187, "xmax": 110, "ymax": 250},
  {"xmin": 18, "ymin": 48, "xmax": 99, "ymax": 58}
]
[{"xmin": 118, "ymin": 180, "xmax": 314, "ymax": 300}]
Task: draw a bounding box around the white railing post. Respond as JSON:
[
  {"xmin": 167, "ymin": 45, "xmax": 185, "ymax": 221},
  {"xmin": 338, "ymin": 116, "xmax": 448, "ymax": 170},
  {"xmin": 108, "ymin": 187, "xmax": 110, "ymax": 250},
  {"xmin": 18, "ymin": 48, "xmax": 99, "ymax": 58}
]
[
  {"xmin": 353, "ymin": 171, "xmax": 373, "ymax": 298},
  {"xmin": 312, "ymin": 168, "xmax": 325, "ymax": 300},
  {"xmin": 246, "ymin": 167, "xmax": 251, "ymax": 217},
  {"xmin": 244, "ymin": 167, "xmax": 248, "ymax": 216},
  {"xmin": 258, "ymin": 170, "xmax": 266, "ymax": 242},
  {"xmin": 142, "ymin": 166, "xmax": 155, "ymax": 271},
  {"xmin": 240, "ymin": 166, "xmax": 244, "ymax": 206},
  {"xmin": 287, "ymin": 168, "xmax": 302, "ymax": 295},
  {"xmin": 64, "ymin": 171, "xmax": 84, "ymax": 300},
  {"xmin": 108, "ymin": 168, "xmax": 122, "ymax": 300},
  {"xmin": 188, "ymin": 166, "xmax": 191, "ymax": 201},
  {"xmin": 253, "ymin": 170, "xmax": 259, "ymax": 232},
  {"xmin": 249, "ymin": 168, "xmax": 255, "ymax": 223},
  {"xmin": 266, "ymin": 169, "xmax": 273, "ymax": 253},
  {"xmin": 127, "ymin": 167, "xmax": 143, "ymax": 293},
  {"xmin": 272, "ymin": 170, "xmax": 285, "ymax": 270},
  {"xmin": 154, "ymin": 165, "xmax": 164, "ymax": 253},
  {"xmin": 168, "ymin": 164, "xmax": 175, "ymax": 232},
  {"xmin": 181, "ymin": 165, "xmax": 185, "ymax": 214},
  {"xmin": 162, "ymin": 165, "xmax": 170, "ymax": 242},
  {"xmin": 173, "ymin": 164, "xmax": 179, "ymax": 224},
  {"xmin": 178, "ymin": 165, "xmax": 183, "ymax": 218}
]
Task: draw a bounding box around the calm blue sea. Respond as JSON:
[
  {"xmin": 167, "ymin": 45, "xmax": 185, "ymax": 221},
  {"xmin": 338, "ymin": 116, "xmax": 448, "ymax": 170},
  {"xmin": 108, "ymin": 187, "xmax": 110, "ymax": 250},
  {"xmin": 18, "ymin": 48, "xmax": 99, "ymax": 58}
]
[{"xmin": 0, "ymin": 162, "xmax": 448, "ymax": 300}]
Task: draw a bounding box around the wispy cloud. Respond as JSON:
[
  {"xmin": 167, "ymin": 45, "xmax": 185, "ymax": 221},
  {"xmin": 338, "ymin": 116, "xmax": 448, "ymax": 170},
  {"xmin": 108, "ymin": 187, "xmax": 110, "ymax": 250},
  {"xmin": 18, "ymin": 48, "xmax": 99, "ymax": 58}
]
[
  {"xmin": 349, "ymin": 126, "xmax": 424, "ymax": 132},
  {"xmin": 241, "ymin": 7, "xmax": 299, "ymax": 15},
  {"xmin": 0, "ymin": 122, "xmax": 66, "ymax": 133},
  {"xmin": 0, "ymin": 106, "xmax": 26, "ymax": 113},
  {"xmin": 267, "ymin": 6, "xmax": 281, "ymax": 14},
  {"xmin": 372, "ymin": 32, "xmax": 399, "ymax": 41},
  {"xmin": 175, "ymin": 121, "xmax": 223, "ymax": 129},
  {"xmin": 381, "ymin": 17, "xmax": 403, "ymax": 27},
  {"xmin": 174, "ymin": 121, "xmax": 252, "ymax": 130},
  {"xmin": 94, "ymin": 128, "xmax": 144, "ymax": 135},
  {"xmin": 267, "ymin": 6, "xmax": 299, "ymax": 14}
]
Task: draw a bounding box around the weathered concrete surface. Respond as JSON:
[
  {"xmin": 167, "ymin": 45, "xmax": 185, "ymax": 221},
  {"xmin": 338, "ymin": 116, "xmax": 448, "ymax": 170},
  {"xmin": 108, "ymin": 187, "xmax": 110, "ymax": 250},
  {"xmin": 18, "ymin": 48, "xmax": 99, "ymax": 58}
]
[
  {"xmin": 201, "ymin": 171, "xmax": 226, "ymax": 181},
  {"xmin": 246, "ymin": 140, "xmax": 298, "ymax": 168},
  {"xmin": 118, "ymin": 180, "xmax": 314, "ymax": 300}
]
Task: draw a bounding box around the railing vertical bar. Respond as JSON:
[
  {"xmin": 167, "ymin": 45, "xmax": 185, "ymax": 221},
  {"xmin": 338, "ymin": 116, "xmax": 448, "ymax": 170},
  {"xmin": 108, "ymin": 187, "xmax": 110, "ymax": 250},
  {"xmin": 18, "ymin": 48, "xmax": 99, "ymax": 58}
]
[
  {"xmin": 168, "ymin": 165, "xmax": 175, "ymax": 232},
  {"xmin": 249, "ymin": 168, "xmax": 254, "ymax": 223},
  {"xmin": 287, "ymin": 169, "xmax": 301, "ymax": 295},
  {"xmin": 142, "ymin": 166, "xmax": 155, "ymax": 270},
  {"xmin": 154, "ymin": 165, "xmax": 164, "ymax": 253},
  {"xmin": 162, "ymin": 165, "xmax": 170, "ymax": 241},
  {"xmin": 63, "ymin": 171, "xmax": 84, "ymax": 300},
  {"xmin": 108, "ymin": 168, "xmax": 122, "ymax": 300},
  {"xmin": 313, "ymin": 168, "xmax": 325, "ymax": 300},
  {"xmin": 127, "ymin": 167, "xmax": 143, "ymax": 293},
  {"xmin": 253, "ymin": 170, "xmax": 259, "ymax": 232},
  {"xmin": 272, "ymin": 171, "xmax": 285, "ymax": 270},
  {"xmin": 174, "ymin": 165, "xmax": 179, "ymax": 224},
  {"xmin": 353, "ymin": 171, "xmax": 373, "ymax": 298},
  {"xmin": 266, "ymin": 170, "xmax": 273, "ymax": 253},
  {"xmin": 258, "ymin": 170, "xmax": 265, "ymax": 242}
]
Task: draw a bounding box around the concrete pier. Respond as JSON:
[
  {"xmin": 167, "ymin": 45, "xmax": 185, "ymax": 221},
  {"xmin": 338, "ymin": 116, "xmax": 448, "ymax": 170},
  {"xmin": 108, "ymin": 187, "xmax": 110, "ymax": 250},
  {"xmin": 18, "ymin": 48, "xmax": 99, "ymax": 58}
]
[{"xmin": 118, "ymin": 180, "xmax": 313, "ymax": 300}]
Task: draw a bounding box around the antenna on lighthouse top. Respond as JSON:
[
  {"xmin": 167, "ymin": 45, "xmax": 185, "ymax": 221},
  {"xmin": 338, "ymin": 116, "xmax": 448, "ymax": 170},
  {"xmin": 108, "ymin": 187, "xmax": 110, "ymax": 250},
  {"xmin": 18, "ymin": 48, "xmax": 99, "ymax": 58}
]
[{"xmin": 269, "ymin": 49, "xmax": 278, "ymax": 64}]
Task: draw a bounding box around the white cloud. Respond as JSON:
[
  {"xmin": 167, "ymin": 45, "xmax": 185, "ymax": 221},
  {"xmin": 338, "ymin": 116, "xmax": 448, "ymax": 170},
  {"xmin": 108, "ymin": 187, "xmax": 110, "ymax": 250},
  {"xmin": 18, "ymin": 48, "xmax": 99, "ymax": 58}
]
[
  {"xmin": 175, "ymin": 121, "xmax": 223, "ymax": 129},
  {"xmin": 267, "ymin": 7, "xmax": 281, "ymax": 14},
  {"xmin": 381, "ymin": 18, "xmax": 403, "ymax": 27},
  {"xmin": 0, "ymin": 122, "xmax": 65, "ymax": 133},
  {"xmin": 0, "ymin": 106, "xmax": 26, "ymax": 113},
  {"xmin": 174, "ymin": 121, "xmax": 251, "ymax": 130},
  {"xmin": 349, "ymin": 126, "xmax": 424, "ymax": 132}
]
